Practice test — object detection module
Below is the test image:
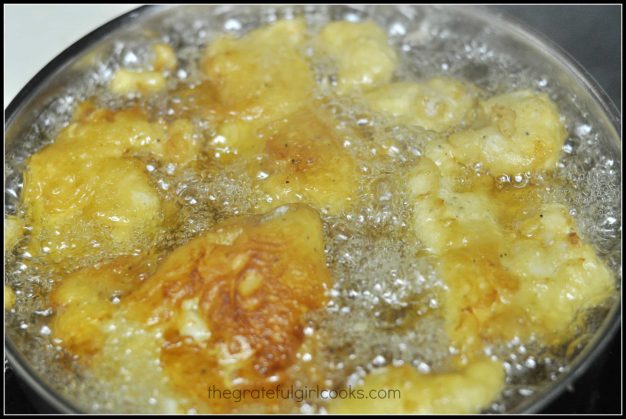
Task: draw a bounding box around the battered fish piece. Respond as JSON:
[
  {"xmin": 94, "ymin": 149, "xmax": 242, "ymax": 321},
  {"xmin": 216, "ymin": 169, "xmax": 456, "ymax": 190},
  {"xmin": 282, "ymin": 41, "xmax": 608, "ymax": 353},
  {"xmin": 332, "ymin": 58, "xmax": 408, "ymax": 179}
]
[
  {"xmin": 449, "ymin": 90, "xmax": 567, "ymax": 174},
  {"xmin": 197, "ymin": 20, "xmax": 316, "ymax": 163},
  {"xmin": 23, "ymin": 156, "xmax": 165, "ymax": 263},
  {"xmin": 439, "ymin": 203, "xmax": 613, "ymax": 351},
  {"xmin": 51, "ymin": 205, "xmax": 332, "ymax": 412},
  {"xmin": 153, "ymin": 43, "xmax": 178, "ymax": 72},
  {"xmin": 111, "ymin": 69, "xmax": 167, "ymax": 94},
  {"xmin": 502, "ymin": 203, "xmax": 614, "ymax": 343},
  {"xmin": 328, "ymin": 359, "xmax": 504, "ymax": 414},
  {"xmin": 21, "ymin": 105, "xmax": 201, "ymax": 262},
  {"xmin": 316, "ymin": 21, "xmax": 397, "ymax": 93},
  {"xmin": 251, "ymin": 107, "xmax": 359, "ymax": 214},
  {"xmin": 110, "ymin": 42, "xmax": 177, "ymax": 94},
  {"xmin": 408, "ymin": 154, "xmax": 504, "ymax": 255},
  {"xmin": 38, "ymin": 105, "xmax": 168, "ymax": 160},
  {"xmin": 408, "ymin": 140, "xmax": 613, "ymax": 353},
  {"xmin": 60, "ymin": 103, "xmax": 202, "ymax": 164},
  {"xmin": 51, "ymin": 204, "xmax": 332, "ymax": 412},
  {"xmin": 202, "ymin": 19, "xmax": 314, "ymax": 126},
  {"xmin": 50, "ymin": 255, "xmax": 155, "ymax": 356},
  {"xmin": 126, "ymin": 204, "xmax": 331, "ymax": 410},
  {"xmin": 365, "ymin": 78, "xmax": 481, "ymax": 132}
]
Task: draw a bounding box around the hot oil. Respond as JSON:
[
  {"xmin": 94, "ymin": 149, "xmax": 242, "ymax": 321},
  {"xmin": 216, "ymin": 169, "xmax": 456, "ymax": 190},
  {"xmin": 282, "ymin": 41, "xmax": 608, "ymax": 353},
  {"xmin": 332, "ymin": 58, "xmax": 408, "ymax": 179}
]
[{"xmin": 4, "ymin": 6, "xmax": 621, "ymax": 414}]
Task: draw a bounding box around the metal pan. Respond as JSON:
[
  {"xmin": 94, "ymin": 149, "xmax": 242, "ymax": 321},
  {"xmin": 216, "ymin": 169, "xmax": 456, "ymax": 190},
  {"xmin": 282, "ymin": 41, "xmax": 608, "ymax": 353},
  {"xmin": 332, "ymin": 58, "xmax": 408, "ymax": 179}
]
[{"xmin": 4, "ymin": 5, "xmax": 621, "ymax": 413}]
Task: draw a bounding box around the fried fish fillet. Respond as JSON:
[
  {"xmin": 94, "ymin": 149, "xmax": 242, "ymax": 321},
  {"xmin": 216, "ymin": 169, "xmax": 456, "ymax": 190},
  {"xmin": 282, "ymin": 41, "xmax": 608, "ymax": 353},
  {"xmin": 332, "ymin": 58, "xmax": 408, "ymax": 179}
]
[
  {"xmin": 408, "ymin": 135, "xmax": 613, "ymax": 353},
  {"xmin": 327, "ymin": 359, "xmax": 504, "ymax": 414},
  {"xmin": 51, "ymin": 204, "xmax": 332, "ymax": 412},
  {"xmin": 315, "ymin": 21, "xmax": 397, "ymax": 93},
  {"xmin": 20, "ymin": 105, "xmax": 201, "ymax": 262}
]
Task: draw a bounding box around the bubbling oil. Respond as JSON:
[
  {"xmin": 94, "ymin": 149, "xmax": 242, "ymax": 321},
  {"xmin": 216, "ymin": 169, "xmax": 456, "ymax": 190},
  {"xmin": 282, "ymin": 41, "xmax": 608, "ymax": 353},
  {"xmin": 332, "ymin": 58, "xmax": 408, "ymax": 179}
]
[{"xmin": 5, "ymin": 5, "xmax": 621, "ymax": 414}]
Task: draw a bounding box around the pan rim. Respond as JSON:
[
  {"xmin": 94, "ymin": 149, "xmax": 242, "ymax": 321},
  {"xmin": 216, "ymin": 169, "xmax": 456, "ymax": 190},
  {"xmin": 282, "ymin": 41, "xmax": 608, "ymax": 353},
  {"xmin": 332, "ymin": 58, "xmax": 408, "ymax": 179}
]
[{"xmin": 4, "ymin": 5, "xmax": 621, "ymax": 414}]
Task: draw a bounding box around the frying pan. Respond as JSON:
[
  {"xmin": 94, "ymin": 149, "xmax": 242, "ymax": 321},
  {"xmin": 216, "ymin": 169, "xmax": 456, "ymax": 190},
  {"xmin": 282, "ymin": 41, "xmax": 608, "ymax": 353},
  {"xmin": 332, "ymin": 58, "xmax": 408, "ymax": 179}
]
[{"xmin": 4, "ymin": 5, "xmax": 621, "ymax": 413}]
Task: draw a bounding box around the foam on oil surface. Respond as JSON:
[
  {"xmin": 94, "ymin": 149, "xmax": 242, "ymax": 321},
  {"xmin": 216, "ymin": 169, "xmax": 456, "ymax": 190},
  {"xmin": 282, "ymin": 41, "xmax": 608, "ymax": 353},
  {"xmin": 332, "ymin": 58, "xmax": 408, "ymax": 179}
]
[{"xmin": 5, "ymin": 5, "xmax": 621, "ymax": 413}]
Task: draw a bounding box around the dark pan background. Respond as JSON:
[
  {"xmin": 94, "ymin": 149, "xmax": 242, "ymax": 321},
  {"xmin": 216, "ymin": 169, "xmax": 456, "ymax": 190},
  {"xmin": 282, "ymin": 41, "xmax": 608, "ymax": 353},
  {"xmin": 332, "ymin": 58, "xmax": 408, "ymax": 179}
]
[{"xmin": 4, "ymin": 5, "xmax": 622, "ymax": 414}]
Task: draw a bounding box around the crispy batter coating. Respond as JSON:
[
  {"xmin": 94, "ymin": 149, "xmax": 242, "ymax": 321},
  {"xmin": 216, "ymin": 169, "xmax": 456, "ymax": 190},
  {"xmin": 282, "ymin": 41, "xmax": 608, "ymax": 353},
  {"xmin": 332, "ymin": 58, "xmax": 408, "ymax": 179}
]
[
  {"xmin": 20, "ymin": 105, "xmax": 202, "ymax": 262},
  {"xmin": 327, "ymin": 359, "xmax": 504, "ymax": 414},
  {"xmin": 202, "ymin": 19, "xmax": 314, "ymax": 126},
  {"xmin": 23, "ymin": 155, "xmax": 164, "ymax": 263},
  {"xmin": 130, "ymin": 205, "xmax": 330, "ymax": 405},
  {"xmin": 50, "ymin": 255, "xmax": 156, "ymax": 356},
  {"xmin": 111, "ymin": 69, "xmax": 167, "ymax": 94},
  {"xmin": 153, "ymin": 43, "xmax": 178, "ymax": 72},
  {"xmin": 315, "ymin": 21, "xmax": 397, "ymax": 93},
  {"xmin": 251, "ymin": 107, "xmax": 359, "ymax": 214},
  {"xmin": 365, "ymin": 77, "xmax": 481, "ymax": 132},
  {"xmin": 51, "ymin": 204, "xmax": 331, "ymax": 412},
  {"xmin": 408, "ymin": 138, "xmax": 613, "ymax": 353},
  {"xmin": 449, "ymin": 90, "xmax": 567, "ymax": 174}
]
